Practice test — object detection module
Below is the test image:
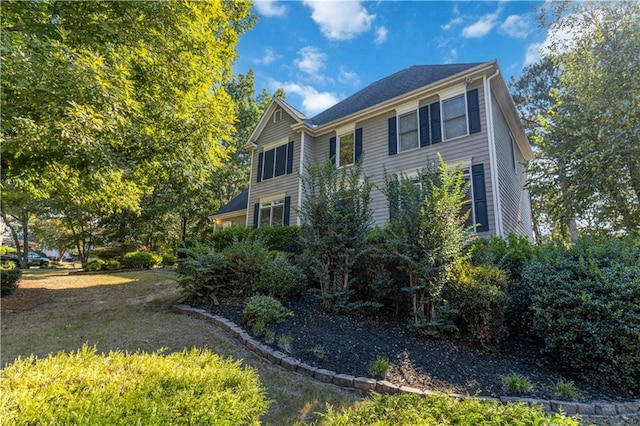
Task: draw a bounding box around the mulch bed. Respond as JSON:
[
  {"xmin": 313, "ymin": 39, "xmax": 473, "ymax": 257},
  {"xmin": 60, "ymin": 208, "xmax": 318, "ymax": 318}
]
[{"xmin": 209, "ymin": 291, "xmax": 633, "ymax": 403}]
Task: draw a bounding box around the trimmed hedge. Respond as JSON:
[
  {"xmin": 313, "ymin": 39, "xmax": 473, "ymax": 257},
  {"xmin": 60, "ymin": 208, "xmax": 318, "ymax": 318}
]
[
  {"xmin": 208, "ymin": 225, "xmax": 301, "ymax": 252},
  {"xmin": 523, "ymin": 236, "xmax": 640, "ymax": 394},
  {"xmin": 121, "ymin": 252, "xmax": 161, "ymax": 269},
  {"xmin": 0, "ymin": 345, "xmax": 268, "ymax": 425},
  {"xmin": 1, "ymin": 265, "xmax": 22, "ymax": 296}
]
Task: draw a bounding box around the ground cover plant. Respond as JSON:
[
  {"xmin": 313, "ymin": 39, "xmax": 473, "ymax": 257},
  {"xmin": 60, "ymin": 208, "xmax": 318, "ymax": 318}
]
[
  {"xmin": 1, "ymin": 346, "xmax": 268, "ymax": 425},
  {"xmin": 1, "ymin": 263, "xmax": 22, "ymax": 296}
]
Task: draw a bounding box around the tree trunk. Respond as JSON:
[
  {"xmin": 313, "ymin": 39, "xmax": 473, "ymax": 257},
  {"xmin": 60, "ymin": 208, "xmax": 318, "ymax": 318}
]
[{"xmin": 558, "ymin": 159, "xmax": 578, "ymax": 241}]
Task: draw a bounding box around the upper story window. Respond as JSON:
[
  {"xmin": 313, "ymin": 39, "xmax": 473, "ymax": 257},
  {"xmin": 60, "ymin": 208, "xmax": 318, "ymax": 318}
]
[
  {"xmin": 273, "ymin": 109, "xmax": 282, "ymax": 123},
  {"xmin": 442, "ymin": 94, "xmax": 467, "ymax": 140},
  {"xmin": 256, "ymin": 141, "xmax": 294, "ymax": 182},
  {"xmin": 338, "ymin": 132, "xmax": 355, "ymax": 167},
  {"xmin": 399, "ymin": 111, "xmax": 419, "ymax": 152}
]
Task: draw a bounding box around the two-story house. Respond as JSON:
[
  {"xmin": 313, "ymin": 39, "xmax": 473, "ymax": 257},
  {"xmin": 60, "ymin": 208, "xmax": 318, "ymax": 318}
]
[{"xmin": 211, "ymin": 60, "xmax": 534, "ymax": 239}]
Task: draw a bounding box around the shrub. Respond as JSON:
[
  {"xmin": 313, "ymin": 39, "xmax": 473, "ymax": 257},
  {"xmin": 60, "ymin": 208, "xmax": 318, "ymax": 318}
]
[
  {"xmin": 105, "ymin": 260, "xmax": 121, "ymax": 271},
  {"xmin": 223, "ymin": 238, "xmax": 270, "ymax": 296},
  {"xmin": 253, "ymin": 256, "xmax": 306, "ymax": 298},
  {"xmin": 121, "ymin": 251, "xmax": 161, "ymax": 269},
  {"xmin": 370, "ymin": 356, "xmax": 392, "ymax": 378},
  {"xmin": 85, "ymin": 259, "xmax": 106, "ymax": 271},
  {"xmin": 442, "ymin": 263, "xmax": 509, "ymax": 350},
  {"xmin": 551, "ymin": 380, "xmax": 581, "ymax": 401},
  {"xmin": 0, "ymin": 245, "xmax": 17, "ymax": 255},
  {"xmin": 277, "ymin": 334, "xmax": 292, "ymax": 352},
  {"xmin": 208, "ymin": 225, "xmax": 301, "ymax": 252},
  {"xmin": 161, "ymin": 254, "xmax": 177, "ymax": 267},
  {"xmin": 243, "ymin": 295, "xmax": 293, "ymax": 328},
  {"xmin": 0, "ymin": 345, "xmax": 268, "ymax": 425},
  {"xmin": 320, "ymin": 393, "xmax": 578, "ymax": 425},
  {"xmin": 523, "ymin": 236, "xmax": 640, "ymax": 393},
  {"xmin": 1, "ymin": 265, "xmax": 22, "ymax": 296},
  {"xmin": 177, "ymin": 242, "xmax": 229, "ymax": 305},
  {"xmin": 501, "ymin": 373, "xmax": 535, "ymax": 394}
]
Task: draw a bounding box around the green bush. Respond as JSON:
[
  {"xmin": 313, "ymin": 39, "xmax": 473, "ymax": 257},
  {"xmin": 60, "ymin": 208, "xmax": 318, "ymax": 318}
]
[
  {"xmin": 320, "ymin": 393, "xmax": 578, "ymax": 425},
  {"xmin": 442, "ymin": 263, "xmax": 509, "ymax": 350},
  {"xmin": 1, "ymin": 265, "xmax": 22, "ymax": 296},
  {"xmin": 0, "ymin": 245, "xmax": 17, "ymax": 255},
  {"xmin": 105, "ymin": 260, "xmax": 121, "ymax": 271},
  {"xmin": 85, "ymin": 259, "xmax": 106, "ymax": 271},
  {"xmin": 161, "ymin": 254, "xmax": 177, "ymax": 267},
  {"xmin": 177, "ymin": 242, "xmax": 229, "ymax": 305},
  {"xmin": 243, "ymin": 295, "xmax": 293, "ymax": 328},
  {"xmin": 223, "ymin": 238, "xmax": 270, "ymax": 296},
  {"xmin": 0, "ymin": 345, "xmax": 268, "ymax": 425},
  {"xmin": 523, "ymin": 236, "xmax": 640, "ymax": 393},
  {"xmin": 121, "ymin": 251, "xmax": 161, "ymax": 269},
  {"xmin": 208, "ymin": 225, "xmax": 301, "ymax": 252},
  {"xmin": 208, "ymin": 225, "xmax": 255, "ymax": 250},
  {"xmin": 253, "ymin": 256, "xmax": 306, "ymax": 298}
]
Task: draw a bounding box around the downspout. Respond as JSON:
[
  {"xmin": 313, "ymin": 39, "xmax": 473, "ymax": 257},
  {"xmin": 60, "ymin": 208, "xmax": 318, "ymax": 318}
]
[
  {"xmin": 297, "ymin": 131, "xmax": 306, "ymax": 225},
  {"xmin": 484, "ymin": 68, "xmax": 503, "ymax": 237},
  {"xmin": 245, "ymin": 147, "xmax": 254, "ymax": 227}
]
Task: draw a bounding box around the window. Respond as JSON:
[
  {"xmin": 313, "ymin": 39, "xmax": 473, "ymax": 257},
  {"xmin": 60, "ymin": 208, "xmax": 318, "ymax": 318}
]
[
  {"xmin": 338, "ymin": 132, "xmax": 355, "ymax": 167},
  {"xmin": 273, "ymin": 109, "xmax": 282, "ymax": 123},
  {"xmin": 442, "ymin": 94, "xmax": 467, "ymax": 140},
  {"xmin": 257, "ymin": 141, "xmax": 294, "ymax": 182},
  {"xmin": 399, "ymin": 111, "xmax": 419, "ymax": 152},
  {"xmin": 259, "ymin": 199, "xmax": 284, "ymax": 227}
]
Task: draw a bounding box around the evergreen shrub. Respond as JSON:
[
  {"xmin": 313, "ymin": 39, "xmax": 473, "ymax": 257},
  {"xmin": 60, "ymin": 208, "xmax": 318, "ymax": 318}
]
[
  {"xmin": 243, "ymin": 295, "xmax": 293, "ymax": 328},
  {"xmin": 253, "ymin": 256, "xmax": 305, "ymax": 298},
  {"xmin": 85, "ymin": 259, "xmax": 106, "ymax": 271},
  {"xmin": 105, "ymin": 260, "xmax": 121, "ymax": 271},
  {"xmin": 161, "ymin": 254, "xmax": 177, "ymax": 267},
  {"xmin": 523, "ymin": 236, "xmax": 640, "ymax": 393},
  {"xmin": 121, "ymin": 252, "xmax": 161, "ymax": 269},
  {"xmin": 223, "ymin": 238, "xmax": 270, "ymax": 296},
  {"xmin": 0, "ymin": 245, "xmax": 17, "ymax": 255},
  {"xmin": 0, "ymin": 345, "xmax": 268, "ymax": 425},
  {"xmin": 1, "ymin": 264, "xmax": 22, "ymax": 296},
  {"xmin": 209, "ymin": 225, "xmax": 301, "ymax": 252},
  {"xmin": 177, "ymin": 242, "xmax": 229, "ymax": 305}
]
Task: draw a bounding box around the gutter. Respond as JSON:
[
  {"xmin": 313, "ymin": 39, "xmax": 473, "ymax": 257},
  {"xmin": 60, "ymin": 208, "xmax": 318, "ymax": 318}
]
[
  {"xmin": 484, "ymin": 68, "xmax": 503, "ymax": 237},
  {"xmin": 297, "ymin": 131, "xmax": 306, "ymax": 225}
]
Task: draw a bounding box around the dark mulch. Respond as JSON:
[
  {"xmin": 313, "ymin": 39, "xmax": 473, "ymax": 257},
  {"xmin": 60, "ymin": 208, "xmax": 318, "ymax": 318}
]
[{"xmin": 209, "ymin": 291, "xmax": 632, "ymax": 403}]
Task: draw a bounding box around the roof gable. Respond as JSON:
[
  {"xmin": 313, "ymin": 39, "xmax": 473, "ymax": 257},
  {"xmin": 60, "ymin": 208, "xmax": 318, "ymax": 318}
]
[
  {"xmin": 245, "ymin": 97, "xmax": 306, "ymax": 147},
  {"xmin": 307, "ymin": 62, "xmax": 486, "ymax": 127}
]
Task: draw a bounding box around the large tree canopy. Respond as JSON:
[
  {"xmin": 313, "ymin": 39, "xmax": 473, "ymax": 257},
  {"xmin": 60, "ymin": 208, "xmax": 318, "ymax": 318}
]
[
  {"xmin": 513, "ymin": 1, "xmax": 639, "ymax": 238},
  {"xmin": 1, "ymin": 0, "xmax": 255, "ymax": 262}
]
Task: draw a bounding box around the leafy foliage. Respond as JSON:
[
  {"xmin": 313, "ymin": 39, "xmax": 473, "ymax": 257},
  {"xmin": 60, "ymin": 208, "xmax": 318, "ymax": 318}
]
[
  {"xmin": 0, "ymin": 345, "xmax": 268, "ymax": 425},
  {"xmin": 121, "ymin": 252, "xmax": 161, "ymax": 269},
  {"xmin": 523, "ymin": 236, "xmax": 640, "ymax": 393},
  {"xmin": 299, "ymin": 160, "xmax": 373, "ymax": 310},
  {"xmin": 208, "ymin": 225, "xmax": 300, "ymax": 252},
  {"xmin": 501, "ymin": 373, "xmax": 535, "ymax": 394},
  {"xmin": 243, "ymin": 295, "xmax": 293, "ymax": 328},
  {"xmin": 176, "ymin": 242, "xmax": 229, "ymax": 305},
  {"xmin": 320, "ymin": 393, "xmax": 577, "ymax": 425},
  {"xmin": 382, "ymin": 156, "xmax": 473, "ymax": 330},
  {"xmin": 222, "ymin": 237, "xmax": 271, "ymax": 296},
  {"xmin": 1, "ymin": 265, "xmax": 22, "ymax": 296},
  {"xmin": 253, "ymin": 256, "xmax": 306, "ymax": 298}
]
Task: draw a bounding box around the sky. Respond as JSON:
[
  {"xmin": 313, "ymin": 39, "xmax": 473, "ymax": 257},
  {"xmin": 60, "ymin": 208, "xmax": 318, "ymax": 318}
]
[{"xmin": 233, "ymin": 0, "xmax": 554, "ymax": 117}]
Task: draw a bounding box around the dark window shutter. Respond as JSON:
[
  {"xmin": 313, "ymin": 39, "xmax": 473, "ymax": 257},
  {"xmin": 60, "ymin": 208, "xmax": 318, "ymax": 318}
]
[
  {"xmin": 286, "ymin": 141, "xmax": 294, "ymax": 174},
  {"xmin": 388, "ymin": 117, "xmax": 397, "ymax": 156},
  {"xmin": 253, "ymin": 203, "xmax": 260, "ymax": 228},
  {"xmin": 274, "ymin": 144, "xmax": 287, "ymax": 177},
  {"xmin": 472, "ymin": 164, "xmax": 489, "ymax": 232},
  {"xmin": 256, "ymin": 152, "xmax": 263, "ymax": 182},
  {"xmin": 263, "ymin": 148, "xmax": 275, "ymax": 180},
  {"xmin": 329, "ymin": 137, "xmax": 337, "ymax": 164},
  {"xmin": 283, "ymin": 196, "xmax": 291, "ymax": 226},
  {"xmin": 355, "ymin": 128, "xmax": 363, "ymax": 162},
  {"xmin": 467, "ymin": 89, "xmax": 481, "ymax": 134},
  {"xmin": 419, "ymin": 106, "xmax": 430, "ymax": 147},
  {"xmin": 430, "ymin": 102, "xmax": 441, "ymax": 144}
]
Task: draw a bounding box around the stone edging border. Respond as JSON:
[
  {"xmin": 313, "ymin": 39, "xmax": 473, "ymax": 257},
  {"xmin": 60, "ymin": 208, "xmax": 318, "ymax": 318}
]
[{"xmin": 172, "ymin": 304, "xmax": 640, "ymax": 422}]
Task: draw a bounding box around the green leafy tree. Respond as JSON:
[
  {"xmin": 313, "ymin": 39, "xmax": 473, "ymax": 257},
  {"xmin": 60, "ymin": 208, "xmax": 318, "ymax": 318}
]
[
  {"xmin": 383, "ymin": 157, "xmax": 472, "ymax": 330},
  {"xmin": 299, "ymin": 160, "xmax": 373, "ymax": 310}
]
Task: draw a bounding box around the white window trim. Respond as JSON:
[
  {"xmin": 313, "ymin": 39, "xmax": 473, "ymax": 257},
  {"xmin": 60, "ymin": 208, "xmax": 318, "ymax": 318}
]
[
  {"xmin": 262, "ymin": 136, "xmax": 289, "ymax": 151},
  {"xmin": 258, "ymin": 196, "xmax": 286, "ymax": 228},
  {"xmin": 337, "ymin": 131, "xmax": 355, "ymax": 168},
  {"xmin": 259, "ymin": 192, "xmax": 286, "ymax": 205},
  {"xmin": 395, "ymin": 100, "xmax": 420, "ymax": 116},
  {"xmin": 273, "ymin": 108, "xmax": 282, "ymax": 123},
  {"xmin": 441, "ymin": 93, "xmax": 469, "ymax": 141},
  {"xmin": 438, "ymin": 83, "xmax": 466, "ymax": 100}
]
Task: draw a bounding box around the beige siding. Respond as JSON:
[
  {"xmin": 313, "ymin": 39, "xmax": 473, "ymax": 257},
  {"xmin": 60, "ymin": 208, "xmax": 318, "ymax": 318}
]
[
  {"xmin": 491, "ymin": 93, "xmax": 533, "ymax": 238},
  {"xmin": 247, "ymin": 113, "xmax": 301, "ymax": 226}
]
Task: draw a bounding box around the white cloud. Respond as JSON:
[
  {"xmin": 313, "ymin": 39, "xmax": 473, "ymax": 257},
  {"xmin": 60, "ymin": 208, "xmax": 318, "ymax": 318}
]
[
  {"xmin": 499, "ymin": 15, "xmax": 531, "ymax": 39},
  {"xmin": 294, "ymin": 46, "xmax": 327, "ymax": 76},
  {"xmin": 269, "ymin": 79, "xmax": 340, "ymax": 116},
  {"xmin": 524, "ymin": 42, "xmax": 543, "ymax": 66},
  {"xmin": 441, "ymin": 16, "xmax": 464, "ymax": 31},
  {"xmin": 462, "ymin": 10, "xmax": 500, "ymax": 38},
  {"xmin": 254, "ymin": 47, "xmax": 281, "ymax": 65},
  {"xmin": 444, "ymin": 48, "xmax": 458, "ymax": 64},
  {"xmin": 303, "ymin": 0, "xmax": 375, "ymax": 41},
  {"xmin": 374, "ymin": 26, "xmax": 388, "ymax": 44},
  {"xmin": 338, "ymin": 66, "xmax": 360, "ymax": 86},
  {"xmin": 253, "ymin": 0, "xmax": 287, "ymax": 17}
]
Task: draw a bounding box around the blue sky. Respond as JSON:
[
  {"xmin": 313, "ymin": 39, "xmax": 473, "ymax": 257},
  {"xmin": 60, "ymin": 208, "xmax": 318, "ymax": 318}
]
[{"xmin": 234, "ymin": 0, "xmax": 552, "ymax": 117}]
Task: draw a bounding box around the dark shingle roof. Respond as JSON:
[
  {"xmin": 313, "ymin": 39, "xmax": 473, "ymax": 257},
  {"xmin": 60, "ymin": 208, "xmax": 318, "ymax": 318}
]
[
  {"xmin": 212, "ymin": 189, "xmax": 248, "ymax": 216},
  {"xmin": 307, "ymin": 62, "xmax": 485, "ymax": 126}
]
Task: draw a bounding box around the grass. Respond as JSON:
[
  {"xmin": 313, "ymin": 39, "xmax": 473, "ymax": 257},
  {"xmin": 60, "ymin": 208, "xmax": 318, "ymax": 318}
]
[
  {"xmin": 501, "ymin": 373, "xmax": 535, "ymax": 394},
  {"xmin": 370, "ymin": 355, "xmax": 392, "ymax": 378},
  {"xmin": 1, "ymin": 269, "xmax": 358, "ymax": 425},
  {"xmin": 552, "ymin": 379, "xmax": 581, "ymax": 401}
]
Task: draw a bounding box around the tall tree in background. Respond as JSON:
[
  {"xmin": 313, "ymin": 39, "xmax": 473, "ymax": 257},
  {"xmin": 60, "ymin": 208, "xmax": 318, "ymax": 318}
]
[
  {"xmin": 1, "ymin": 1, "xmax": 255, "ymax": 262},
  {"xmin": 513, "ymin": 1, "xmax": 639, "ymax": 238}
]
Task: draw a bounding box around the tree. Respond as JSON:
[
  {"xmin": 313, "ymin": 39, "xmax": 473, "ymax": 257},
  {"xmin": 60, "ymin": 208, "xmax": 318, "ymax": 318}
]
[
  {"xmin": 382, "ymin": 157, "xmax": 472, "ymax": 330},
  {"xmin": 1, "ymin": 1, "xmax": 255, "ymax": 262},
  {"xmin": 299, "ymin": 160, "xmax": 373, "ymax": 310},
  {"xmin": 514, "ymin": 1, "xmax": 640, "ymax": 238}
]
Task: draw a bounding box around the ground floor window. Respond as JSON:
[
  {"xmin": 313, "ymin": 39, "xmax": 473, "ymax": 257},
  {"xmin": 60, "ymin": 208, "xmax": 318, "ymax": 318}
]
[{"xmin": 259, "ymin": 199, "xmax": 284, "ymax": 227}]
